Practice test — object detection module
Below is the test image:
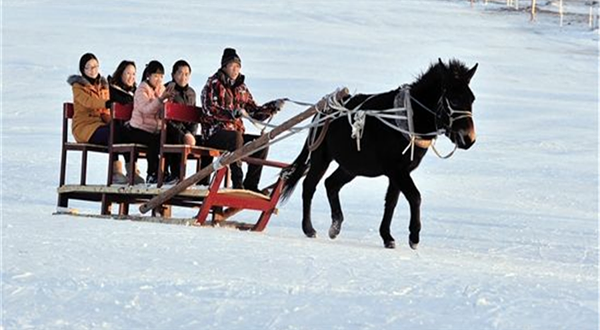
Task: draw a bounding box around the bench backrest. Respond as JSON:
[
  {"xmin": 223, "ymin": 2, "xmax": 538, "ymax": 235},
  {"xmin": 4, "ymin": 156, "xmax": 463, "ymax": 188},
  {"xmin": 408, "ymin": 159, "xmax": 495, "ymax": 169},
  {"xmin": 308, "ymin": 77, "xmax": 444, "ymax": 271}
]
[
  {"xmin": 64, "ymin": 102, "xmax": 74, "ymax": 119},
  {"xmin": 163, "ymin": 102, "xmax": 201, "ymax": 123},
  {"xmin": 112, "ymin": 102, "xmax": 134, "ymax": 121},
  {"xmin": 63, "ymin": 102, "xmax": 131, "ymax": 122},
  {"xmin": 62, "ymin": 102, "xmax": 75, "ymax": 144}
]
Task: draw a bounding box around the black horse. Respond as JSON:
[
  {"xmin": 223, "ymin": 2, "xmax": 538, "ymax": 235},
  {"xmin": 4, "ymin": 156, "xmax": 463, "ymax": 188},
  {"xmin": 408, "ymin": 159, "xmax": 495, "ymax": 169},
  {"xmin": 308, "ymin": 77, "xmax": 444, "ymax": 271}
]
[{"xmin": 281, "ymin": 59, "xmax": 478, "ymax": 249}]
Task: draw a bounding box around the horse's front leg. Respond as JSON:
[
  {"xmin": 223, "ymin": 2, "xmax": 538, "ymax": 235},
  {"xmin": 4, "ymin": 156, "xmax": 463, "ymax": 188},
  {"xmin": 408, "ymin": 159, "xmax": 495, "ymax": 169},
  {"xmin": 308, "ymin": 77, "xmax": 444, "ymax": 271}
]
[
  {"xmin": 395, "ymin": 173, "xmax": 421, "ymax": 250},
  {"xmin": 380, "ymin": 180, "xmax": 401, "ymax": 249},
  {"xmin": 324, "ymin": 167, "xmax": 355, "ymax": 239}
]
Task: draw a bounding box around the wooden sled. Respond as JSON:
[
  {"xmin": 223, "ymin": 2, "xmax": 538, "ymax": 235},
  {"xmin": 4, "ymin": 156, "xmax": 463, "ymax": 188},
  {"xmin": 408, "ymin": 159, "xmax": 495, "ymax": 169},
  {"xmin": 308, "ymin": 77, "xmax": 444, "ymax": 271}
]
[
  {"xmin": 57, "ymin": 88, "xmax": 349, "ymax": 231},
  {"xmin": 56, "ymin": 101, "xmax": 289, "ymax": 231}
]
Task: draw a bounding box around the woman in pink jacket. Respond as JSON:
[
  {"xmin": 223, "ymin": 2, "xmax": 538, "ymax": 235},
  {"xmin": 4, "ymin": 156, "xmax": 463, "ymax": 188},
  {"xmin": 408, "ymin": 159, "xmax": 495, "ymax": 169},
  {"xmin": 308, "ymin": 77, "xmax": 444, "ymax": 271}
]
[{"xmin": 128, "ymin": 60, "xmax": 175, "ymax": 184}]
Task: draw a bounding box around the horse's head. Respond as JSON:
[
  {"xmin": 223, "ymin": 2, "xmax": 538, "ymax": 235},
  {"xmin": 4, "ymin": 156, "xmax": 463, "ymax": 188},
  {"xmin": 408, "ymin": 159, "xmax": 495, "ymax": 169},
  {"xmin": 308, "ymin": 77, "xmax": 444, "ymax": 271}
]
[{"xmin": 437, "ymin": 59, "xmax": 478, "ymax": 150}]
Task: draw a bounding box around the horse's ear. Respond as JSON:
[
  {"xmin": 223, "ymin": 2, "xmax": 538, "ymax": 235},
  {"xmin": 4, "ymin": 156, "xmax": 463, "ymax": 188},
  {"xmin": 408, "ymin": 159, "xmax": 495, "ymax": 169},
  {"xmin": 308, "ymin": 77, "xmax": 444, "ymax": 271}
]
[
  {"xmin": 466, "ymin": 63, "xmax": 478, "ymax": 83},
  {"xmin": 438, "ymin": 58, "xmax": 448, "ymax": 72}
]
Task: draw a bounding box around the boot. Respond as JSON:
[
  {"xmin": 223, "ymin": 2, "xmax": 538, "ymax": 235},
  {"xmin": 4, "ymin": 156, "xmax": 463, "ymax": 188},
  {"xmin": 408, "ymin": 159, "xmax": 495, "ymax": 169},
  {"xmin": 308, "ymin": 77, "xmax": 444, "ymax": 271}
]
[
  {"xmin": 126, "ymin": 162, "xmax": 146, "ymax": 185},
  {"xmin": 112, "ymin": 160, "xmax": 128, "ymax": 184},
  {"xmin": 230, "ymin": 161, "xmax": 244, "ymax": 189}
]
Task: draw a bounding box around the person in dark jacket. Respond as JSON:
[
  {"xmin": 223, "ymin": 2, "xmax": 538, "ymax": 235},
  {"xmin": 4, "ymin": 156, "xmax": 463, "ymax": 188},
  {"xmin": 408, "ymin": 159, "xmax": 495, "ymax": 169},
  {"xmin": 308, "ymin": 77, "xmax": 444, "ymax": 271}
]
[
  {"xmin": 107, "ymin": 60, "xmax": 145, "ymax": 184},
  {"xmin": 200, "ymin": 48, "xmax": 283, "ymax": 191},
  {"xmin": 163, "ymin": 60, "xmax": 198, "ymax": 183},
  {"xmin": 108, "ymin": 60, "xmax": 136, "ymax": 105}
]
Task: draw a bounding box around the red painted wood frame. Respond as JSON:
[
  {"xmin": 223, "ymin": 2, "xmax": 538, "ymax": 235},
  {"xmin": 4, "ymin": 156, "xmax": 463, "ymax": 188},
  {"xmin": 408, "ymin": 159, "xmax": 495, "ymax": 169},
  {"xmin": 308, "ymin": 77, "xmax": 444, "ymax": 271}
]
[{"xmin": 195, "ymin": 158, "xmax": 288, "ymax": 231}]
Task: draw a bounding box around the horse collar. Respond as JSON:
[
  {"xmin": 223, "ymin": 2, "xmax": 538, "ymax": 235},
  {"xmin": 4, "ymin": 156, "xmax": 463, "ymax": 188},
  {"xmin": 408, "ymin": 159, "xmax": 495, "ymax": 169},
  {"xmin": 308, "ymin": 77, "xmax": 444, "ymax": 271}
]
[{"xmin": 393, "ymin": 86, "xmax": 437, "ymax": 145}]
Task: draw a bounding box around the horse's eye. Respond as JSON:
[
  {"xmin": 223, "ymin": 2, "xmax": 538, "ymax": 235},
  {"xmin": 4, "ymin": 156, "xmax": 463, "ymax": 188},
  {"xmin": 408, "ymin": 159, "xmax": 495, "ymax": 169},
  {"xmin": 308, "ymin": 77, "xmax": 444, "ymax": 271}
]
[{"xmin": 447, "ymin": 98, "xmax": 460, "ymax": 108}]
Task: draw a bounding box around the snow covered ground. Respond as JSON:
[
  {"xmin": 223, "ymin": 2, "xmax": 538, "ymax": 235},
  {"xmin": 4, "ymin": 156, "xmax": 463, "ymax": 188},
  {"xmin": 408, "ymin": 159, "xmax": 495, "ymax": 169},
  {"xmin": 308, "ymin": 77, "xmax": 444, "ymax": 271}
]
[{"xmin": 2, "ymin": 0, "xmax": 598, "ymax": 329}]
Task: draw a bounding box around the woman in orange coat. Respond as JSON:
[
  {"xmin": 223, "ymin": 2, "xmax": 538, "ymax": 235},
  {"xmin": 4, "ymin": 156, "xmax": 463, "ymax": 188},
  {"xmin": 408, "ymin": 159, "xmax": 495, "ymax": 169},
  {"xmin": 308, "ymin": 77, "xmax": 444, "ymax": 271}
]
[{"xmin": 66, "ymin": 52, "xmax": 127, "ymax": 183}]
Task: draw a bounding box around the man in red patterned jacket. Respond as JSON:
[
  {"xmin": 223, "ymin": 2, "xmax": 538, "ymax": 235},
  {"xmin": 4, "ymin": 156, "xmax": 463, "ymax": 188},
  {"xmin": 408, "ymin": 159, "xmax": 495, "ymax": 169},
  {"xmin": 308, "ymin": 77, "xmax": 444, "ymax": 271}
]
[{"xmin": 200, "ymin": 48, "xmax": 283, "ymax": 191}]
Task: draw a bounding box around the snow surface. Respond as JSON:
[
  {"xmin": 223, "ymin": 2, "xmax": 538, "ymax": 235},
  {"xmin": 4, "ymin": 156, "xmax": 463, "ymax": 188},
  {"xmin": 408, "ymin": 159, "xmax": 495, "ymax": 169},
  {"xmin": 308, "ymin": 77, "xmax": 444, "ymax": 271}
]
[{"xmin": 2, "ymin": 0, "xmax": 599, "ymax": 329}]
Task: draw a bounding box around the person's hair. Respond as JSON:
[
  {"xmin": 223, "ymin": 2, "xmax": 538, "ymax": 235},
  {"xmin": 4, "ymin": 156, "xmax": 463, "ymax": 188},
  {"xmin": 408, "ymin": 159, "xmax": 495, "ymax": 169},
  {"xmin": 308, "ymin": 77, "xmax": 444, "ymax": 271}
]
[
  {"xmin": 172, "ymin": 59, "xmax": 191, "ymax": 75},
  {"xmin": 141, "ymin": 60, "xmax": 165, "ymax": 82},
  {"xmin": 79, "ymin": 52, "xmax": 98, "ymax": 74},
  {"xmin": 110, "ymin": 60, "xmax": 136, "ymax": 87}
]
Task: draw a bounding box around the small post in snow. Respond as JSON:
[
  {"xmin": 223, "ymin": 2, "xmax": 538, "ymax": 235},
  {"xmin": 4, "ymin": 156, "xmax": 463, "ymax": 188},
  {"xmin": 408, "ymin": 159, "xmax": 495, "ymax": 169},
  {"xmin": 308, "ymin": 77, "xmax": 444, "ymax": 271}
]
[
  {"xmin": 559, "ymin": 0, "xmax": 564, "ymax": 27},
  {"xmin": 530, "ymin": 0, "xmax": 537, "ymax": 21},
  {"xmin": 597, "ymin": 2, "xmax": 600, "ymax": 32},
  {"xmin": 589, "ymin": 2, "xmax": 599, "ymax": 30}
]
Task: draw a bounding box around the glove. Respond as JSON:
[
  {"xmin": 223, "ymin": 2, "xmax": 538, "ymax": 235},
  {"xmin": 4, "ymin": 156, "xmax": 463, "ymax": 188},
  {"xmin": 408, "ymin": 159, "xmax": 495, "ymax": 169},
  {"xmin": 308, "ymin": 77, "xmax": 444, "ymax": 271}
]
[
  {"xmin": 274, "ymin": 99, "xmax": 285, "ymax": 111},
  {"xmin": 230, "ymin": 108, "xmax": 243, "ymax": 119},
  {"xmin": 264, "ymin": 99, "xmax": 285, "ymax": 114}
]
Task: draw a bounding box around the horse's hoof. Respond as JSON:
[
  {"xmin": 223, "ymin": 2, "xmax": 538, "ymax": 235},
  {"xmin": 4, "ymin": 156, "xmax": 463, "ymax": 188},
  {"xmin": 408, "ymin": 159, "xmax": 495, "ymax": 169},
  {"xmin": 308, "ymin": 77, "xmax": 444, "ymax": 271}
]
[
  {"xmin": 304, "ymin": 230, "xmax": 317, "ymax": 238},
  {"xmin": 384, "ymin": 240, "xmax": 396, "ymax": 249},
  {"xmin": 409, "ymin": 239, "xmax": 419, "ymax": 250},
  {"xmin": 328, "ymin": 221, "xmax": 341, "ymax": 239}
]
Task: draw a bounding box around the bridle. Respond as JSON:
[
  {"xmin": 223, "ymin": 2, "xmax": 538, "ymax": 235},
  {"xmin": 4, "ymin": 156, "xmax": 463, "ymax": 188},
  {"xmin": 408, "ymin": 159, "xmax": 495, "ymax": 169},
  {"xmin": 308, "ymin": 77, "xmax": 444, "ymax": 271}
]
[
  {"xmin": 404, "ymin": 86, "xmax": 474, "ymax": 159},
  {"xmin": 433, "ymin": 90, "xmax": 474, "ymax": 134}
]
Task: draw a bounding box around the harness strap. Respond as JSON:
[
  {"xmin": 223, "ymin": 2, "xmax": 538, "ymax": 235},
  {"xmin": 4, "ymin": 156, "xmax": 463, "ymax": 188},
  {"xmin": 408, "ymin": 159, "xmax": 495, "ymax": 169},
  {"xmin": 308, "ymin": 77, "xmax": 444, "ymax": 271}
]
[
  {"xmin": 431, "ymin": 138, "xmax": 458, "ymax": 159},
  {"xmin": 350, "ymin": 111, "xmax": 366, "ymax": 151},
  {"xmin": 308, "ymin": 119, "xmax": 330, "ymax": 152},
  {"xmin": 242, "ymin": 86, "xmax": 464, "ymax": 163}
]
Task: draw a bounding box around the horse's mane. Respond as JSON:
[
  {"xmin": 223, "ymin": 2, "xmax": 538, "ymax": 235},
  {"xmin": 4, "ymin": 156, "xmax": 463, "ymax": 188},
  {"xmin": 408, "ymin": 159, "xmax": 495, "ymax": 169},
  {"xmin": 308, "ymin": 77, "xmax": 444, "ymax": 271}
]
[
  {"xmin": 411, "ymin": 59, "xmax": 470, "ymax": 90},
  {"xmin": 344, "ymin": 59, "xmax": 470, "ymax": 110}
]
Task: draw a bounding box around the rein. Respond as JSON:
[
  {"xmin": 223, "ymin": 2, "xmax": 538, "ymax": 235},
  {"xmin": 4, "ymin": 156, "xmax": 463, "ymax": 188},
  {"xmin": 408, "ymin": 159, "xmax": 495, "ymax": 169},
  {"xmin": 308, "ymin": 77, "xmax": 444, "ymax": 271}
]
[{"xmin": 241, "ymin": 86, "xmax": 471, "ymax": 161}]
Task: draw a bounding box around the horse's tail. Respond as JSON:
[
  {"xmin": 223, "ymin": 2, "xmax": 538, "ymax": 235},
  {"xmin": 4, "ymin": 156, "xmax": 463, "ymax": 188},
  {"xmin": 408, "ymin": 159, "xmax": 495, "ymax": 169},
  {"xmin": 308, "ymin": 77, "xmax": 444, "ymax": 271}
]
[{"xmin": 280, "ymin": 141, "xmax": 311, "ymax": 202}]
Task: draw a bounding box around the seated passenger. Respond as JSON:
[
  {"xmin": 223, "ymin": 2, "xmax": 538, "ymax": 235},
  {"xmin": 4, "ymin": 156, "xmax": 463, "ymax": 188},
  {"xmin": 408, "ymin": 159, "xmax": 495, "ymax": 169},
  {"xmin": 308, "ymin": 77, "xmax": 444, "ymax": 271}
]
[
  {"xmin": 200, "ymin": 48, "xmax": 283, "ymax": 192},
  {"xmin": 67, "ymin": 52, "xmax": 127, "ymax": 184},
  {"xmin": 108, "ymin": 60, "xmax": 136, "ymax": 104},
  {"xmin": 163, "ymin": 59, "xmax": 198, "ymax": 183},
  {"xmin": 107, "ymin": 60, "xmax": 144, "ymax": 184},
  {"xmin": 128, "ymin": 60, "xmax": 175, "ymax": 184}
]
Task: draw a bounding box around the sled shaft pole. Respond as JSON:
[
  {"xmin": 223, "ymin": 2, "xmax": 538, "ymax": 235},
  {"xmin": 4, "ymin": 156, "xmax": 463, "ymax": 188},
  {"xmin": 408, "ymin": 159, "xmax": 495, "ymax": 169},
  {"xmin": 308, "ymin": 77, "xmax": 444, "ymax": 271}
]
[{"xmin": 139, "ymin": 87, "xmax": 349, "ymax": 214}]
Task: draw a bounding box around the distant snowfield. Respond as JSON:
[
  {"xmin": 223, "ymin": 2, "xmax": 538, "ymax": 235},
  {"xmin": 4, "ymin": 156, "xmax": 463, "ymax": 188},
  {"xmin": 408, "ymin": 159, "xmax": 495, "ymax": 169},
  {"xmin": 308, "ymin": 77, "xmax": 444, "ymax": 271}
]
[{"xmin": 2, "ymin": 1, "xmax": 598, "ymax": 329}]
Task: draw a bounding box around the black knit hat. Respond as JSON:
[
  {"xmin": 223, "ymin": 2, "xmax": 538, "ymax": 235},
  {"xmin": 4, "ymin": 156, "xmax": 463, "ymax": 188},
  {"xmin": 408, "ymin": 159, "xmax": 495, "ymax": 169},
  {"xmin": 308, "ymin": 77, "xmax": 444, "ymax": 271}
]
[
  {"xmin": 79, "ymin": 53, "xmax": 98, "ymax": 74},
  {"xmin": 221, "ymin": 48, "xmax": 241, "ymax": 68}
]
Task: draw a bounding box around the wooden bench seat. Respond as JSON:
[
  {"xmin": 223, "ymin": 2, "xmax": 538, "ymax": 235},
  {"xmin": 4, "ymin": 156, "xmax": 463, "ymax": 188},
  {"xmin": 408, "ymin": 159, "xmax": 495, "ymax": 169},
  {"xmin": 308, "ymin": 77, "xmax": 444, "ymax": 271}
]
[{"xmin": 57, "ymin": 184, "xmax": 270, "ymax": 201}]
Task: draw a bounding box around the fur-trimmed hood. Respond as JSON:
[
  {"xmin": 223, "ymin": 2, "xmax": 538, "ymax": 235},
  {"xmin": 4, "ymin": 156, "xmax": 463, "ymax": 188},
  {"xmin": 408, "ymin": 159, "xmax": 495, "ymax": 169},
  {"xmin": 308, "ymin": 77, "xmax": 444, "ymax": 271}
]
[{"xmin": 67, "ymin": 74, "xmax": 108, "ymax": 88}]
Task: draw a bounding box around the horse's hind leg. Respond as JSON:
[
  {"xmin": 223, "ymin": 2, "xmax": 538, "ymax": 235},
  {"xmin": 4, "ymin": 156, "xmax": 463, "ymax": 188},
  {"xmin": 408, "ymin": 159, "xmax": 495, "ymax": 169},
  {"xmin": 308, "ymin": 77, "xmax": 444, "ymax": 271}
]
[
  {"xmin": 325, "ymin": 167, "xmax": 355, "ymax": 239},
  {"xmin": 301, "ymin": 153, "xmax": 332, "ymax": 238}
]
